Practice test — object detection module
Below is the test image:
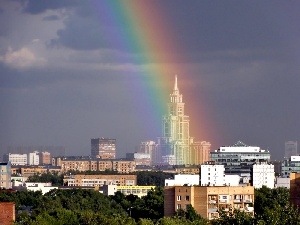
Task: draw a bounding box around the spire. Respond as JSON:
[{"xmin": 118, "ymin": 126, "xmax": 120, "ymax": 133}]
[{"xmin": 174, "ymin": 74, "xmax": 178, "ymax": 91}]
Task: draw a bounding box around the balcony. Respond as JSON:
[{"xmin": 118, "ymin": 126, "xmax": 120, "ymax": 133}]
[
  {"xmin": 233, "ymin": 199, "xmax": 242, "ymax": 203},
  {"xmin": 219, "ymin": 199, "xmax": 228, "ymax": 203},
  {"xmin": 208, "ymin": 208, "xmax": 218, "ymax": 213},
  {"xmin": 244, "ymin": 199, "xmax": 253, "ymax": 203},
  {"xmin": 245, "ymin": 207, "xmax": 254, "ymax": 212},
  {"xmin": 209, "ymin": 200, "xmax": 217, "ymax": 204}
]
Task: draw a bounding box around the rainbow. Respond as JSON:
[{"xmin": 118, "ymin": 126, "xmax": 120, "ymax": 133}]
[{"xmin": 93, "ymin": 1, "xmax": 212, "ymax": 141}]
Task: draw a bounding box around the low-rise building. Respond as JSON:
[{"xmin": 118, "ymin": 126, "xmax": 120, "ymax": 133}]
[
  {"xmin": 3, "ymin": 153, "xmax": 27, "ymax": 165},
  {"xmin": 126, "ymin": 152, "xmax": 151, "ymax": 166},
  {"xmin": 102, "ymin": 185, "xmax": 155, "ymax": 197},
  {"xmin": 64, "ymin": 174, "xmax": 137, "ymax": 187},
  {"xmin": 11, "ymin": 165, "xmax": 61, "ymax": 180},
  {"xmin": 164, "ymin": 185, "xmax": 254, "ymax": 220},
  {"xmin": 52, "ymin": 156, "xmax": 136, "ymax": 173},
  {"xmin": 165, "ymin": 174, "xmax": 199, "ymax": 187},
  {"xmin": 12, "ymin": 182, "xmax": 58, "ymax": 194}
]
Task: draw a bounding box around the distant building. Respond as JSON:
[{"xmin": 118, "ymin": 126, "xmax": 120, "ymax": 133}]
[
  {"xmin": 28, "ymin": 151, "xmax": 39, "ymax": 165},
  {"xmin": 140, "ymin": 141, "xmax": 157, "ymax": 165},
  {"xmin": 12, "ymin": 182, "xmax": 57, "ymax": 194},
  {"xmin": 126, "ymin": 152, "xmax": 151, "ymax": 166},
  {"xmin": 252, "ymin": 162, "xmax": 274, "ymax": 189},
  {"xmin": 3, "ymin": 153, "xmax": 27, "ymax": 165},
  {"xmin": 190, "ymin": 141, "xmax": 211, "ymax": 165},
  {"xmin": 210, "ymin": 141, "xmax": 270, "ymax": 184},
  {"xmin": 0, "ymin": 162, "xmax": 12, "ymax": 189},
  {"xmin": 52, "ymin": 156, "xmax": 136, "ymax": 173},
  {"xmin": 285, "ymin": 141, "xmax": 298, "ymax": 159},
  {"xmin": 102, "ymin": 185, "xmax": 155, "ymax": 198},
  {"xmin": 164, "ymin": 186, "xmax": 254, "ymax": 220},
  {"xmin": 0, "ymin": 202, "xmax": 15, "ymax": 225},
  {"xmin": 64, "ymin": 174, "xmax": 137, "ymax": 187},
  {"xmin": 39, "ymin": 151, "xmax": 51, "ymax": 165},
  {"xmin": 156, "ymin": 76, "xmax": 210, "ymax": 165},
  {"xmin": 91, "ymin": 138, "xmax": 116, "ymax": 159},
  {"xmin": 11, "ymin": 165, "xmax": 61, "ymax": 180},
  {"xmin": 281, "ymin": 156, "xmax": 300, "ymax": 178}
]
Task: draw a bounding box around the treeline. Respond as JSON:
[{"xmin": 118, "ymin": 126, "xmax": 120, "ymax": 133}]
[{"xmin": 1, "ymin": 186, "xmax": 300, "ymax": 224}]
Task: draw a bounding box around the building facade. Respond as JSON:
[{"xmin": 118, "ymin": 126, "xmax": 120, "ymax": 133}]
[
  {"xmin": 0, "ymin": 162, "xmax": 11, "ymax": 189},
  {"xmin": 39, "ymin": 151, "xmax": 51, "ymax": 165},
  {"xmin": 3, "ymin": 153, "xmax": 27, "ymax": 165},
  {"xmin": 28, "ymin": 151, "xmax": 39, "ymax": 165},
  {"xmin": 91, "ymin": 138, "xmax": 116, "ymax": 159},
  {"xmin": 156, "ymin": 76, "xmax": 210, "ymax": 165},
  {"xmin": 164, "ymin": 186, "xmax": 254, "ymax": 220},
  {"xmin": 52, "ymin": 156, "xmax": 136, "ymax": 173},
  {"xmin": 0, "ymin": 202, "xmax": 15, "ymax": 225},
  {"xmin": 210, "ymin": 141, "xmax": 270, "ymax": 184},
  {"xmin": 102, "ymin": 185, "xmax": 155, "ymax": 198},
  {"xmin": 252, "ymin": 162, "xmax": 274, "ymax": 189},
  {"xmin": 290, "ymin": 172, "xmax": 300, "ymax": 208},
  {"xmin": 140, "ymin": 141, "xmax": 157, "ymax": 165},
  {"xmin": 199, "ymin": 162, "xmax": 226, "ymax": 186},
  {"xmin": 281, "ymin": 156, "xmax": 300, "ymax": 178},
  {"xmin": 64, "ymin": 174, "xmax": 137, "ymax": 187},
  {"xmin": 126, "ymin": 152, "xmax": 151, "ymax": 166},
  {"xmin": 285, "ymin": 141, "xmax": 297, "ymax": 159}
]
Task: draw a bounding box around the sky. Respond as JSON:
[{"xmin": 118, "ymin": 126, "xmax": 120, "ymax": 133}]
[{"xmin": 0, "ymin": 0, "xmax": 300, "ymax": 160}]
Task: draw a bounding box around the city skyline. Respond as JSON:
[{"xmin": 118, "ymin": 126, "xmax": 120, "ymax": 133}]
[{"xmin": 1, "ymin": 1, "xmax": 300, "ymax": 160}]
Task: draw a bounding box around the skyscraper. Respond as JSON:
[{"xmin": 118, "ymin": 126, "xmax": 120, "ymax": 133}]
[
  {"xmin": 156, "ymin": 76, "xmax": 210, "ymax": 165},
  {"xmin": 91, "ymin": 138, "xmax": 116, "ymax": 159}
]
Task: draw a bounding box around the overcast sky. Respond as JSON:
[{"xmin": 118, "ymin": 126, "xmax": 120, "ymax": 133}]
[{"xmin": 1, "ymin": 0, "xmax": 300, "ymax": 160}]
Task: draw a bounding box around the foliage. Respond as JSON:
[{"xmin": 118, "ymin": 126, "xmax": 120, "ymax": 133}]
[
  {"xmin": 26, "ymin": 172, "xmax": 64, "ymax": 186},
  {"xmin": 134, "ymin": 171, "xmax": 173, "ymax": 186}
]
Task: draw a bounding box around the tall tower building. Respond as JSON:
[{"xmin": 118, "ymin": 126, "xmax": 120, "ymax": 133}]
[
  {"xmin": 91, "ymin": 138, "xmax": 116, "ymax": 159},
  {"xmin": 156, "ymin": 76, "xmax": 210, "ymax": 165},
  {"xmin": 285, "ymin": 141, "xmax": 298, "ymax": 158}
]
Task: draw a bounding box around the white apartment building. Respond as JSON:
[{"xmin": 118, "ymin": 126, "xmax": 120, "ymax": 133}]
[
  {"xmin": 28, "ymin": 151, "xmax": 39, "ymax": 165},
  {"xmin": 165, "ymin": 174, "xmax": 200, "ymax": 186},
  {"xmin": 200, "ymin": 162, "xmax": 225, "ymax": 186},
  {"xmin": 252, "ymin": 162, "xmax": 275, "ymax": 189},
  {"xmin": 3, "ymin": 153, "xmax": 27, "ymax": 165}
]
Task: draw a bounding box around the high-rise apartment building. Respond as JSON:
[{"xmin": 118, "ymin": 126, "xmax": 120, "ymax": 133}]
[
  {"xmin": 28, "ymin": 151, "xmax": 39, "ymax": 165},
  {"xmin": 91, "ymin": 138, "xmax": 116, "ymax": 159},
  {"xmin": 156, "ymin": 76, "xmax": 210, "ymax": 165},
  {"xmin": 285, "ymin": 141, "xmax": 297, "ymax": 159}
]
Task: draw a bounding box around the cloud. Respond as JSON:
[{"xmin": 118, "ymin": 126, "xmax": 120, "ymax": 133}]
[{"xmin": 0, "ymin": 47, "xmax": 47, "ymax": 70}]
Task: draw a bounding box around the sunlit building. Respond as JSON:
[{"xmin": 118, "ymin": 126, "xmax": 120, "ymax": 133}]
[
  {"xmin": 156, "ymin": 76, "xmax": 210, "ymax": 165},
  {"xmin": 91, "ymin": 138, "xmax": 116, "ymax": 159}
]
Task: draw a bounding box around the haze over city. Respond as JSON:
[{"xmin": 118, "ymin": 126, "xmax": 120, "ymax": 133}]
[{"xmin": 1, "ymin": 1, "xmax": 300, "ymax": 160}]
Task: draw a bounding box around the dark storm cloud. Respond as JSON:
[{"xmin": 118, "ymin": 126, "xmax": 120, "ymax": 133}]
[
  {"xmin": 43, "ymin": 15, "xmax": 60, "ymax": 21},
  {"xmin": 21, "ymin": 0, "xmax": 79, "ymax": 14}
]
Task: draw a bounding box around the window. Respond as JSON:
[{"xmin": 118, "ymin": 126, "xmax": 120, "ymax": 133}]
[
  {"xmin": 177, "ymin": 195, "xmax": 182, "ymax": 201},
  {"xmin": 185, "ymin": 196, "xmax": 190, "ymax": 201},
  {"xmin": 177, "ymin": 204, "xmax": 181, "ymax": 209}
]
